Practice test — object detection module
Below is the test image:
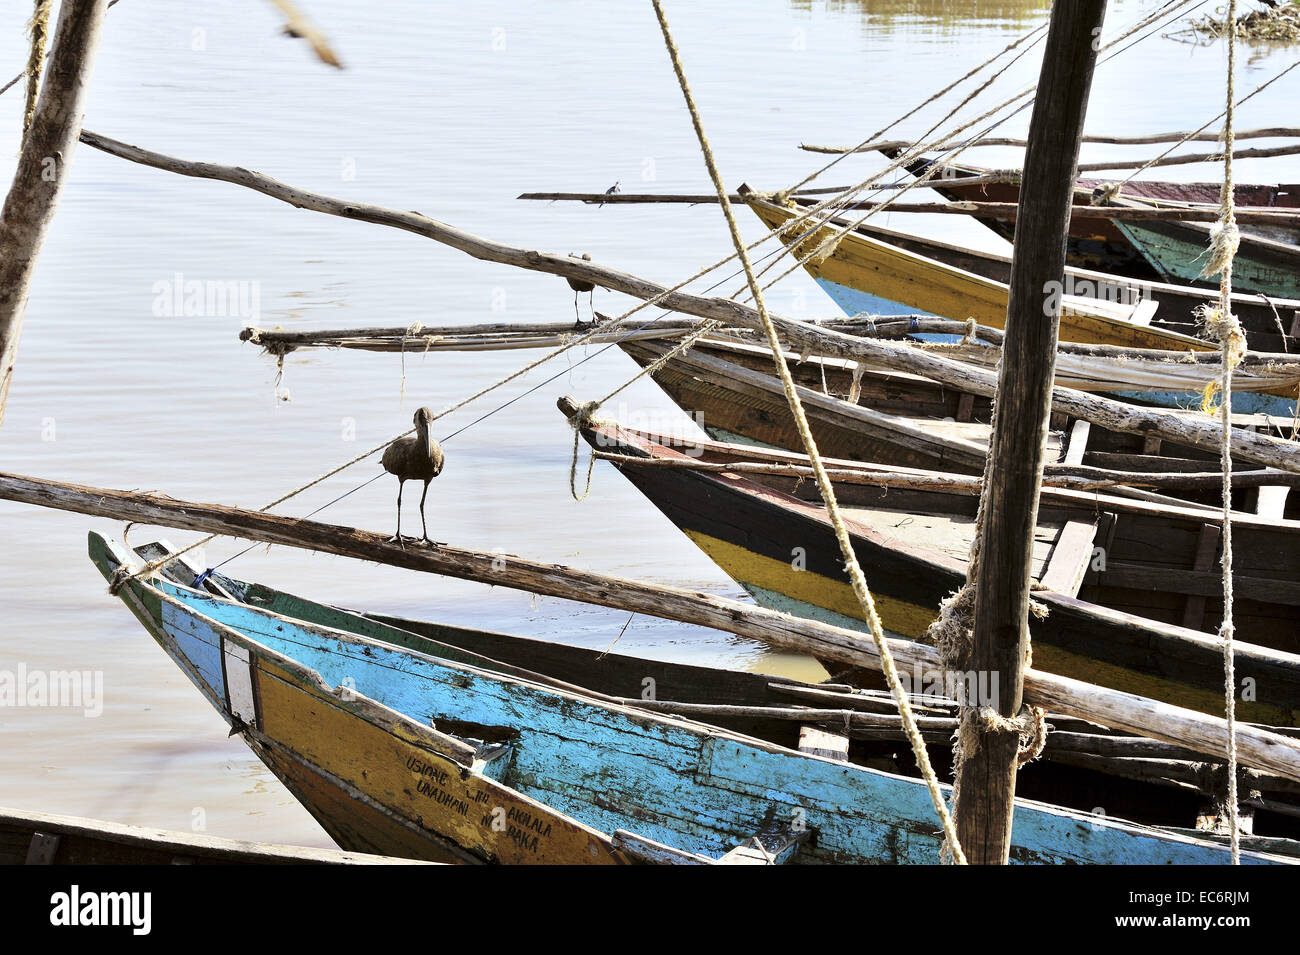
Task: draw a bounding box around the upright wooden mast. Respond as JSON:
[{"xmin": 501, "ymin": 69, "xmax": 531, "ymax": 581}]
[{"xmin": 956, "ymin": 0, "xmax": 1109, "ymax": 865}]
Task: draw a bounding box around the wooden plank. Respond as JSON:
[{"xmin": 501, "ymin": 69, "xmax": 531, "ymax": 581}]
[
  {"xmin": 1039, "ymin": 519, "xmax": 1100, "ymax": 597},
  {"xmin": 1063, "ymin": 419, "xmax": 1091, "ymax": 466},
  {"xmin": 956, "ymin": 392, "xmax": 976, "ymax": 423},
  {"xmin": 1128, "ymin": 298, "xmax": 1159, "ymax": 327},
  {"xmin": 716, "ymin": 827, "xmax": 810, "ymax": 865},
  {"xmin": 798, "ymin": 725, "xmax": 851, "ymax": 762},
  {"xmin": 0, "ymin": 807, "xmax": 422, "ymax": 865},
  {"xmin": 24, "ymin": 832, "xmax": 59, "ymax": 865},
  {"xmin": 1097, "ymin": 562, "xmax": 1300, "ymax": 604},
  {"xmin": 1181, "ymin": 524, "xmax": 1223, "ymax": 631},
  {"xmin": 612, "ymin": 830, "xmax": 711, "ymax": 865},
  {"xmin": 1257, "ymin": 485, "xmax": 1291, "ymax": 520}
]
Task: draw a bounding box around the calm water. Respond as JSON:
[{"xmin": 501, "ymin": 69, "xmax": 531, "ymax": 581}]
[{"xmin": 0, "ymin": 0, "xmax": 1295, "ymax": 848}]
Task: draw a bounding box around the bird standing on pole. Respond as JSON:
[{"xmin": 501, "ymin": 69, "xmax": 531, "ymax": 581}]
[{"xmin": 381, "ymin": 406, "xmax": 444, "ymax": 546}]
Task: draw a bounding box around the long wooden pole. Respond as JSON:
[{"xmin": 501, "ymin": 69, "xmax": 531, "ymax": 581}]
[
  {"xmin": 957, "ymin": 0, "xmax": 1108, "ymax": 866},
  {"xmin": 0, "ymin": 0, "xmax": 107, "ymax": 426},
  {"xmin": 801, "ymin": 126, "xmax": 1300, "ymax": 153},
  {"xmin": 76, "ymin": 130, "xmax": 1300, "ymax": 473},
  {"xmin": 5, "ymin": 468, "xmax": 1300, "ymax": 783},
  {"xmin": 793, "ymin": 143, "xmax": 1300, "ymax": 172},
  {"xmin": 517, "ymin": 194, "xmax": 1300, "ymax": 226}
]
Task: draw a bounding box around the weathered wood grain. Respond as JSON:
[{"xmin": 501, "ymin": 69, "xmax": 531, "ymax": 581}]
[
  {"xmin": 74, "ymin": 129, "xmax": 1300, "ymax": 471},
  {"xmin": 17, "ymin": 470, "xmax": 1300, "ymax": 783}
]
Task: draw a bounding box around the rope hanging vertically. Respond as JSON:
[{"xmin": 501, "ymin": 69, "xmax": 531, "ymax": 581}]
[
  {"xmin": 1201, "ymin": 0, "xmax": 1245, "ymax": 866},
  {"xmin": 649, "ymin": 0, "xmax": 966, "ymax": 863}
]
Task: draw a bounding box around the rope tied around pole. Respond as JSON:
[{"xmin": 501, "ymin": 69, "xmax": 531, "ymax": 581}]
[{"xmin": 958, "ymin": 704, "xmax": 1048, "ymax": 769}]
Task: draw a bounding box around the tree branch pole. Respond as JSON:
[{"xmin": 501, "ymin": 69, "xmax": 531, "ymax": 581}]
[
  {"xmin": 519, "ymin": 194, "xmax": 1300, "ymax": 227},
  {"xmin": 794, "ymin": 143, "xmax": 1300, "ymax": 171},
  {"xmin": 76, "ymin": 130, "xmax": 1300, "ymax": 473},
  {"xmin": 801, "ymin": 126, "xmax": 1300, "ymax": 153},
  {"xmin": 0, "ymin": 0, "xmax": 107, "ymax": 426},
  {"xmin": 959, "ymin": 0, "xmax": 1108, "ymax": 866},
  {"xmin": 4, "ymin": 468, "xmax": 1300, "ymax": 783}
]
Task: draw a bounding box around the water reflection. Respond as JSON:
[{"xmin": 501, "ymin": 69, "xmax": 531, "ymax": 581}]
[{"xmin": 790, "ymin": 0, "xmax": 1052, "ymax": 33}]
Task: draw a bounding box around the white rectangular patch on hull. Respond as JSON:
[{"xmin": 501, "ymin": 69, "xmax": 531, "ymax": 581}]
[{"xmin": 222, "ymin": 640, "xmax": 258, "ymax": 727}]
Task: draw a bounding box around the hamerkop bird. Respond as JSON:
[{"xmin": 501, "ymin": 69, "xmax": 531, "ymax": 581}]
[{"xmin": 381, "ymin": 406, "xmax": 444, "ymax": 545}]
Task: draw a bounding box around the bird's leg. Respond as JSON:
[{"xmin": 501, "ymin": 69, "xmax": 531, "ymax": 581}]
[
  {"xmin": 419, "ymin": 479, "xmax": 432, "ymax": 544},
  {"xmin": 387, "ymin": 481, "xmax": 406, "ymax": 549}
]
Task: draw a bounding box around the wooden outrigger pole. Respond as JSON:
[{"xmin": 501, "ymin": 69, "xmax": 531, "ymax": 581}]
[
  {"xmin": 516, "ymin": 193, "xmax": 1300, "ymax": 227},
  {"xmin": 3, "ymin": 468, "xmax": 1300, "ymax": 785},
  {"xmin": 956, "ymin": 0, "xmax": 1108, "ymax": 865},
  {"xmin": 76, "ymin": 130, "xmax": 1300, "ymax": 472}
]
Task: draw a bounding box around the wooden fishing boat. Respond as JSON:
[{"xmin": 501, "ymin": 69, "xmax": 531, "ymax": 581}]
[
  {"xmin": 120, "ymin": 539, "xmax": 1300, "ymax": 842},
  {"xmin": 743, "ymin": 189, "xmax": 1210, "ymax": 351},
  {"xmin": 1112, "ymin": 213, "xmax": 1300, "ymax": 301},
  {"xmin": 0, "ymin": 805, "xmax": 426, "ymax": 865},
  {"xmin": 86, "ymin": 532, "xmax": 1296, "ymax": 864},
  {"xmin": 828, "ymin": 214, "xmax": 1300, "ymax": 353},
  {"xmin": 885, "ymin": 153, "xmax": 1300, "ymax": 281},
  {"xmin": 747, "ymin": 189, "xmax": 1300, "ymax": 383},
  {"xmin": 618, "ymin": 335, "xmax": 1300, "ymax": 518},
  {"xmin": 565, "ymin": 407, "xmax": 1300, "ymax": 729}
]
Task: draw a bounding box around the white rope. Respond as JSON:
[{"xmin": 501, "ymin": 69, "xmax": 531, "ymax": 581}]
[
  {"xmin": 1205, "ymin": 0, "xmax": 1244, "ymax": 866},
  {"xmin": 652, "ymin": 0, "xmax": 966, "ymax": 863}
]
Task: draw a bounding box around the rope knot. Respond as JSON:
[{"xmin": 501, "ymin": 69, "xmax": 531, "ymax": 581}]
[
  {"xmin": 807, "ymin": 231, "xmax": 845, "ymax": 266},
  {"xmin": 966, "ymin": 704, "xmax": 1048, "ymax": 767},
  {"xmin": 1200, "ymin": 215, "xmax": 1241, "ymax": 282},
  {"xmin": 107, "ymin": 563, "xmax": 141, "ymax": 597},
  {"xmin": 768, "ymin": 189, "xmax": 796, "ymax": 209},
  {"xmin": 1090, "ymin": 182, "xmax": 1122, "ymax": 205}
]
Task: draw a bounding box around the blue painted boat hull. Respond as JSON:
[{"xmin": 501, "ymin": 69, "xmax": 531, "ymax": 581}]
[{"xmin": 87, "ymin": 533, "xmax": 1295, "ymax": 865}]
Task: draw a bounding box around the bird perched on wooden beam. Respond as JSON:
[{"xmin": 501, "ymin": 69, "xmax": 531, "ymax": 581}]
[
  {"xmin": 566, "ymin": 252, "xmax": 596, "ymax": 324},
  {"xmin": 381, "ymin": 407, "xmax": 444, "ymax": 546}
]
